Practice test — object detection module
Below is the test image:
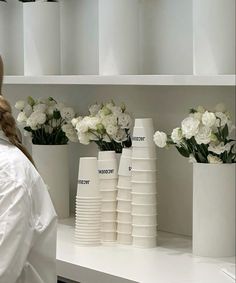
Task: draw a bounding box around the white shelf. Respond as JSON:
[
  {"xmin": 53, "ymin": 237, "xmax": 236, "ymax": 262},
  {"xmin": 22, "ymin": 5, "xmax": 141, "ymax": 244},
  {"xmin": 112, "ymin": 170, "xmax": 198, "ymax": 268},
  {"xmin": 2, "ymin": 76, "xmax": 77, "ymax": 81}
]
[
  {"xmin": 3, "ymin": 75, "xmax": 236, "ymax": 86},
  {"xmin": 57, "ymin": 220, "xmax": 235, "ymax": 283}
]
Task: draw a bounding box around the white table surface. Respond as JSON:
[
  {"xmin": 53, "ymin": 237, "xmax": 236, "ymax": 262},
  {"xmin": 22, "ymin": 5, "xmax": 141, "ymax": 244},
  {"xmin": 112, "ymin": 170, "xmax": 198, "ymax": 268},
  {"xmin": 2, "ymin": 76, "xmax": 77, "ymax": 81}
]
[{"xmin": 57, "ymin": 219, "xmax": 235, "ymax": 283}]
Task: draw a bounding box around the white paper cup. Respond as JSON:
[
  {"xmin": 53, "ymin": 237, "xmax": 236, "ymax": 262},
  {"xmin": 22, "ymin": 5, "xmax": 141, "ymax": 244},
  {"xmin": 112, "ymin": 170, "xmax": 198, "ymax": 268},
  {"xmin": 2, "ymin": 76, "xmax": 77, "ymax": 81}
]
[
  {"xmin": 77, "ymin": 157, "xmax": 100, "ymax": 198},
  {"xmin": 132, "ymin": 158, "xmax": 156, "ymax": 171},
  {"xmin": 98, "ymin": 159, "xmax": 118, "ymax": 179},
  {"xmin": 100, "ymin": 179, "xmax": 118, "ymax": 190},
  {"xmin": 133, "ymin": 235, "xmax": 157, "ymax": 248},
  {"xmin": 75, "ymin": 215, "xmax": 101, "ymax": 222},
  {"xmin": 132, "ymin": 214, "xmax": 157, "ymax": 226},
  {"xmin": 101, "ymin": 200, "xmax": 117, "ymax": 211},
  {"xmin": 101, "ymin": 211, "xmax": 117, "ymax": 221},
  {"xmin": 98, "ymin": 151, "xmax": 116, "ymax": 160},
  {"xmin": 100, "ymin": 190, "xmax": 117, "ymax": 200},
  {"xmin": 117, "ymin": 232, "xmax": 132, "ymax": 245},
  {"xmin": 101, "ymin": 231, "xmax": 117, "ymax": 242},
  {"xmin": 76, "ymin": 206, "xmax": 101, "ymax": 212},
  {"xmin": 131, "ymin": 182, "xmax": 157, "ymax": 194},
  {"xmin": 132, "ymin": 225, "xmax": 157, "ymax": 237},
  {"xmin": 134, "ymin": 118, "xmax": 154, "ymax": 129},
  {"xmin": 132, "ymin": 193, "xmax": 157, "ymax": 205},
  {"xmin": 132, "ymin": 204, "xmax": 157, "ymax": 215},
  {"xmin": 76, "ymin": 201, "xmax": 101, "ymax": 207},
  {"xmin": 76, "ymin": 196, "xmax": 101, "ymax": 202},
  {"xmin": 74, "ymin": 232, "xmax": 100, "ymax": 239},
  {"xmin": 117, "ymin": 211, "xmax": 132, "ymax": 223},
  {"xmin": 101, "ymin": 221, "xmax": 117, "ymax": 231},
  {"xmin": 132, "ymin": 146, "xmax": 156, "ymax": 159},
  {"xmin": 75, "ymin": 210, "xmax": 101, "ymax": 216},
  {"xmin": 75, "ymin": 223, "xmax": 100, "ymax": 229},
  {"xmin": 118, "ymin": 155, "xmax": 132, "ymax": 177},
  {"xmin": 75, "ymin": 242, "xmax": 101, "ymax": 247},
  {"xmin": 131, "ymin": 170, "xmax": 156, "ymax": 182},
  {"xmin": 118, "ymin": 176, "xmax": 131, "ymax": 188},
  {"xmin": 117, "ymin": 222, "xmax": 132, "ymax": 234},
  {"xmin": 117, "ymin": 187, "xmax": 132, "ymax": 200},
  {"xmin": 117, "ymin": 199, "xmax": 132, "ymax": 212},
  {"xmin": 132, "ymin": 127, "xmax": 155, "ymax": 147}
]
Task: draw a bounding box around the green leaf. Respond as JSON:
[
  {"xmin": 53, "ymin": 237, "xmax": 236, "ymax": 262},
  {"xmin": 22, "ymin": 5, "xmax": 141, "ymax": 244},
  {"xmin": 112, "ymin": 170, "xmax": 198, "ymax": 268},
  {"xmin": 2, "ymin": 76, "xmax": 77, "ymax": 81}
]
[
  {"xmin": 24, "ymin": 126, "xmax": 32, "ymax": 132},
  {"xmin": 176, "ymin": 146, "xmax": 190, "ymax": 158},
  {"xmin": 222, "ymin": 124, "xmax": 229, "ymax": 140},
  {"xmin": 53, "ymin": 110, "xmax": 61, "ymax": 120}
]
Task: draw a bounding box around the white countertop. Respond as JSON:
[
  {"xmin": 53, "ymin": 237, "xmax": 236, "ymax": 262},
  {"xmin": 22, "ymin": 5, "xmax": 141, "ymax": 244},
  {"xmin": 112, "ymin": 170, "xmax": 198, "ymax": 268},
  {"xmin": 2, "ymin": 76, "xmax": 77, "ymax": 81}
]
[{"xmin": 57, "ymin": 219, "xmax": 235, "ymax": 283}]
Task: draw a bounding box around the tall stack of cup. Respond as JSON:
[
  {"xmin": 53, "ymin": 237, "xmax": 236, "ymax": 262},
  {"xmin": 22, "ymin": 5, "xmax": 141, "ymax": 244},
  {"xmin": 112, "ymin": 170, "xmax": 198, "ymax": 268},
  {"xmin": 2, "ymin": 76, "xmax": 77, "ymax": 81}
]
[
  {"xmin": 75, "ymin": 157, "xmax": 101, "ymax": 246},
  {"xmin": 98, "ymin": 151, "xmax": 118, "ymax": 243},
  {"xmin": 131, "ymin": 118, "xmax": 158, "ymax": 248},
  {"xmin": 117, "ymin": 148, "xmax": 133, "ymax": 245}
]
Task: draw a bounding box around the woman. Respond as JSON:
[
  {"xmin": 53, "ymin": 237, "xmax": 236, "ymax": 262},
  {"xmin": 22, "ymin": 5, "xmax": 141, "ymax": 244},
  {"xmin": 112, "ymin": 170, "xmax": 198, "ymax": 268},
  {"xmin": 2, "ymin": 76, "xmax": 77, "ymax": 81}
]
[{"xmin": 0, "ymin": 56, "xmax": 57, "ymax": 283}]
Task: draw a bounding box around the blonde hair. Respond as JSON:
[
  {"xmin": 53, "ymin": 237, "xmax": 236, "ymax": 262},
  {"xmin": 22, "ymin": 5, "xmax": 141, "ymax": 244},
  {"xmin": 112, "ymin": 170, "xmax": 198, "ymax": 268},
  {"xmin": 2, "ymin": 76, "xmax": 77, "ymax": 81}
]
[{"xmin": 0, "ymin": 56, "xmax": 35, "ymax": 165}]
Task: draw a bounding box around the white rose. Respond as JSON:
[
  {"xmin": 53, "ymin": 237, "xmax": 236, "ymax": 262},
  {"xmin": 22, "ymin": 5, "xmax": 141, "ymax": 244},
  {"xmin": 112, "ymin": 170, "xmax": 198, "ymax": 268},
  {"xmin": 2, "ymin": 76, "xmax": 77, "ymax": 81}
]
[
  {"xmin": 202, "ymin": 111, "xmax": 216, "ymax": 128},
  {"xmin": 171, "ymin": 127, "xmax": 183, "ymax": 144},
  {"xmin": 15, "ymin": 100, "xmax": 26, "ymax": 111},
  {"xmin": 215, "ymin": 112, "xmax": 228, "ymax": 127},
  {"xmin": 76, "ymin": 118, "xmax": 89, "ymax": 134},
  {"xmin": 207, "ymin": 154, "xmax": 223, "ymax": 164},
  {"xmin": 71, "ymin": 117, "xmax": 82, "ymax": 128},
  {"xmin": 17, "ymin": 112, "xmax": 27, "ymax": 124},
  {"xmin": 181, "ymin": 117, "xmax": 200, "ymax": 139},
  {"xmin": 189, "ymin": 154, "xmax": 197, "ymax": 163},
  {"xmin": 208, "ymin": 142, "xmax": 231, "ymax": 155},
  {"xmin": 87, "ymin": 117, "xmax": 100, "ymax": 130},
  {"xmin": 23, "ymin": 105, "xmax": 33, "ymax": 117},
  {"xmin": 106, "ymin": 124, "xmax": 118, "ymax": 136},
  {"xmin": 27, "ymin": 112, "xmax": 46, "ymax": 130},
  {"xmin": 78, "ymin": 132, "xmax": 90, "ymax": 145},
  {"xmin": 195, "ymin": 126, "xmax": 212, "ymax": 145},
  {"xmin": 214, "ymin": 103, "xmax": 226, "ymax": 113},
  {"xmin": 33, "ymin": 103, "xmax": 47, "ymax": 113},
  {"xmin": 89, "ymin": 104, "xmax": 102, "ymax": 116},
  {"xmin": 153, "ymin": 131, "xmax": 167, "ymax": 148},
  {"xmin": 61, "ymin": 107, "xmax": 75, "ymax": 121},
  {"xmin": 118, "ymin": 113, "xmax": 132, "ymax": 129}
]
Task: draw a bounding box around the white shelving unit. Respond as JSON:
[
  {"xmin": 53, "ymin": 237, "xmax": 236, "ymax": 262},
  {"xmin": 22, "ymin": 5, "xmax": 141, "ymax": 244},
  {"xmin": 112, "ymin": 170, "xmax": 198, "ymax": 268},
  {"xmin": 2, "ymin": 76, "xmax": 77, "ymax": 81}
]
[
  {"xmin": 57, "ymin": 220, "xmax": 235, "ymax": 283},
  {"xmin": 3, "ymin": 75, "xmax": 235, "ymax": 86}
]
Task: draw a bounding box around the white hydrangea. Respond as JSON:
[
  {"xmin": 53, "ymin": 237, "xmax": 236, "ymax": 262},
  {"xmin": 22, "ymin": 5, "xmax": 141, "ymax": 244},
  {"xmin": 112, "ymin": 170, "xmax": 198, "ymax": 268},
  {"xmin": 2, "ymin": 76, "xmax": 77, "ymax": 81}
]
[
  {"xmin": 118, "ymin": 113, "xmax": 132, "ymax": 129},
  {"xmin": 207, "ymin": 154, "xmax": 223, "ymax": 164},
  {"xmin": 102, "ymin": 114, "xmax": 117, "ymax": 128},
  {"xmin": 33, "ymin": 103, "xmax": 47, "ymax": 113},
  {"xmin": 195, "ymin": 126, "xmax": 212, "ymax": 145},
  {"xmin": 106, "ymin": 124, "xmax": 118, "ymax": 137},
  {"xmin": 202, "ymin": 111, "xmax": 216, "ymax": 128},
  {"xmin": 181, "ymin": 117, "xmax": 200, "ymax": 139},
  {"xmin": 27, "ymin": 112, "xmax": 46, "ymax": 130},
  {"xmin": 153, "ymin": 131, "xmax": 167, "ymax": 148},
  {"xmin": 61, "ymin": 107, "xmax": 75, "ymax": 121},
  {"xmin": 171, "ymin": 127, "xmax": 183, "ymax": 144},
  {"xmin": 17, "ymin": 112, "xmax": 27, "ymax": 124},
  {"xmin": 15, "ymin": 100, "xmax": 26, "ymax": 111},
  {"xmin": 78, "ymin": 132, "xmax": 91, "ymax": 145}
]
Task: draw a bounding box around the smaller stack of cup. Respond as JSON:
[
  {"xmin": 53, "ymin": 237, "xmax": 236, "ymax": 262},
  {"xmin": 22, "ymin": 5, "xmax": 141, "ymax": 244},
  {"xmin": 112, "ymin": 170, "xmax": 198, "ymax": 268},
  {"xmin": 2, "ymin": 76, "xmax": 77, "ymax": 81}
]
[
  {"xmin": 98, "ymin": 151, "xmax": 118, "ymax": 243},
  {"xmin": 75, "ymin": 157, "xmax": 101, "ymax": 246},
  {"xmin": 117, "ymin": 148, "xmax": 133, "ymax": 245},
  {"xmin": 131, "ymin": 118, "xmax": 158, "ymax": 248}
]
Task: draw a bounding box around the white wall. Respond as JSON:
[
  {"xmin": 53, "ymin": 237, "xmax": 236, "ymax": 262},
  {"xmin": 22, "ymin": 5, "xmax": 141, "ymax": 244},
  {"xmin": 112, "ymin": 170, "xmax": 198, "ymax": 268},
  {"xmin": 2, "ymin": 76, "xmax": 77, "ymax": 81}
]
[{"xmin": 3, "ymin": 84, "xmax": 235, "ymax": 236}]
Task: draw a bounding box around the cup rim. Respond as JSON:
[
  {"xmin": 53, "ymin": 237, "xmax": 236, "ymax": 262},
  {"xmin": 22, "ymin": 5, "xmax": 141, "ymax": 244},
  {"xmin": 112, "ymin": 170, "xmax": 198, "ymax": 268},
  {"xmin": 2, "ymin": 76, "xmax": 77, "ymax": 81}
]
[
  {"xmin": 100, "ymin": 189, "xmax": 117, "ymax": 193},
  {"xmin": 131, "ymin": 181, "xmax": 157, "ymax": 184},
  {"xmin": 117, "ymin": 221, "xmax": 132, "ymax": 225},
  {"xmin": 76, "ymin": 196, "xmax": 101, "ymax": 200},
  {"xmin": 102, "ymin": 200, "xmax": 117, "ymax": 203},
  {"xmin": 117, "ymin": 198, "xmax": 132, "ymax": 202},
  {"xmin": 117, "ymin": 209, "xmax": 132, "ymax": 213},
  {"xmin": 117, "ymin": 186, "xmax": 131, "ymax": 190},
  {"xmin": 132, "ymin": 235, "xmax": 157, "ymax": 239},
  {"xmin": 101, "ymin": 220, "xmax": 117, "ymax": 223},
  {"xmin": 132, "ymin": 203, "xmax": 157, "ymax": 207},
  {"xmin": 132, "ymin": 157, "xmax": 157, "ymax": 161},
  {"xmin": 101, "ymin": 230, "xmax": 117, "ymax": 233},
  {"xmin": 131, "ymin": 192, "xmax": 157, "ymax": 196},
  {"xmin": 80, "ymin": 157, "xmax": 97, "ymax": 160},
  {"xmin": 101, "ymin": 210, "xmax": 117, "ymax": 213},
  {"xmin": 132, "ymin": 213, "xmax": 157, "ymax": 217},
  {"xmin": 117, "ymin": 231, "xmax": 132, "ymax": 236},
  {"xmin": 131, "ymin": 169, "xmax": 157, "ymax": 173},
  {"xmin": 132, "ymin": 224, "xmax": 157, "ymax": 228}
]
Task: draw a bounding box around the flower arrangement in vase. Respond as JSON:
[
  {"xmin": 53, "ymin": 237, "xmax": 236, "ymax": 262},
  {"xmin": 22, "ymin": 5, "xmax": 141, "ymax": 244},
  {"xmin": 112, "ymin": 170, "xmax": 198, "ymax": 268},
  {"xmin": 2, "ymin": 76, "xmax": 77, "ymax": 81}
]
[
  {"xmin": 15, "ymin": 96, "xmax": 78, "ymax": 144},
  {"xmin": 153, "ymin": 104, "xmax": 235, "ymax": 163},
  {"xmin": 72, "ymin": 101, "xmax": 132, "ymax": 153}
]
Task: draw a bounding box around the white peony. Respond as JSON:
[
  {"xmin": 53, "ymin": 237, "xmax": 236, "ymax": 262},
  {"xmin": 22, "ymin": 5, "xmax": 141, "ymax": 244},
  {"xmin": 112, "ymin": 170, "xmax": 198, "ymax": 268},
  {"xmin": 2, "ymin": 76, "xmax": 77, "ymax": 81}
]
[
  {"xmin": 189, "ymin": 154, "xmax": 197, "ymax": 163},
  {"xmin": 15, "ymin": 100, "xmax": 26, "ymax": 111},
  {"xmin": 181, "ymin": 117, "xmax": 200, "ymax": 139},
  {"xmin": 78, "ymin": 132, "xmax": 90, "ymax": 145},
  {"xmin": 171, "ymin": 127, "xmax": 183, "ymax": 144},
  {"xmin": 208, "ymin": 142, "xmax": 231, "ymax": 155},
  {"xmin": 33, "ymin": 103, "xmax": 47, "ymax": 113},
  {"xmin": 215, "ymin": 112, "xmax": 228, "ymax": 127},
  {"xmin": 102, "ymin": 114, "xmax": 117, "ymax": 128},
  {"xmin": 118, "ymin": 113, "xmax": 132, "ymax": 129},
  {"xmin": 153, "ymin": 131, "xmax": 167, "ymax": 148},
  {"xmin": 106, "ymin": 124, "xmax": 118, "ymax": 136},
  {"xmin": 24, "ymin": 105, "xmax": 33, "ymax": 117},
  {"xmin": 207, "ymin": 154, "xmax": 223, "ymax": 164},
  {"xmin": 89, "ymin": 104, "xmax": 102, "ymax": 116},
  {"xmin": 60, "ymin": 107, "xmax": 75, "ymax": 121},
  {"xmin": 27, "ymin": 112, "xmax": 46, "ymax": 130},
  {"xmin": 87, "ymin": 117, "xmax": 100, "ymax": 130},
  {"xmin": 76, "ymin": 118, "xmax": 89, "ymax": 134},
  {"xmin": 71, "ymin": 117, "xmax": 82, "ymax": 128},
  {"xmin": 202, "ymin": 111, "xmax": 216, "ymax": 128},
  {"xmin": 17, "ymin": 112, "xmax": 27, "ymax": 124},
  {"xmin": 195, "ymin": 126, "xmax": 212, "ymax": 145}
]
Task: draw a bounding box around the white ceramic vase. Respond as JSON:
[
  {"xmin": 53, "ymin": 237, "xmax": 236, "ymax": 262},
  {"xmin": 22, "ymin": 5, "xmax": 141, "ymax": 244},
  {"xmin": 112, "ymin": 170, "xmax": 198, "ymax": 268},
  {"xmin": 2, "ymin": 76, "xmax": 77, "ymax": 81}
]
[
  {"xmin": 23, "ymin": 1, "xmax": 60, "ymax": 75},
  {"xmin": 193, "ymin": 163, "xmax": 235, "ymax": 257},
  {"xmin": 193, "ymin": 0, "xmax": 235, "ymax": 74},
  {"xmin": 32, "ymin": 144, "xmax": 70, "ymax": 219}
]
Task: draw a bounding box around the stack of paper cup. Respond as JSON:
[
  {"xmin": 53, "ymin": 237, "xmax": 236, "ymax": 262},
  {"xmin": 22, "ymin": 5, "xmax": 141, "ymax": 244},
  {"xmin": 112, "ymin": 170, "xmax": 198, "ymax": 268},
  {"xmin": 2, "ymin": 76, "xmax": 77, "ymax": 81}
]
[
  {"xmin": 98, "ymin": 151, "xmax": 118, "ymax": 242},
  {"xmin": 117, "ymin": 148, "xmax": 132, "ymax": 245},
  {"xmin": 75, "ymin": 157, "xmax": 101, "ymax": 246},
  {"xmin": 131, "ymin": 118, "xmax": 158, "ymax": 248}
]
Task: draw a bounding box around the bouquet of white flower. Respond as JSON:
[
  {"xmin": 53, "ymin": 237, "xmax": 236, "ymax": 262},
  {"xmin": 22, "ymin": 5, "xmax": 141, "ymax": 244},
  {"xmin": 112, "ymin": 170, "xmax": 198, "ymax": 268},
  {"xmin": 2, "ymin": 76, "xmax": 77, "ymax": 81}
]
[
  {"xmin": 72, "ymin": 101, "xmax": 132, "ymax": 153},
  {"xmin": 15, "ymin": 96, "xmax": 78, "ymax": 144},
  {"xmin": 153, "ymin": 104, "xmax": 236, "ymax": 163}
]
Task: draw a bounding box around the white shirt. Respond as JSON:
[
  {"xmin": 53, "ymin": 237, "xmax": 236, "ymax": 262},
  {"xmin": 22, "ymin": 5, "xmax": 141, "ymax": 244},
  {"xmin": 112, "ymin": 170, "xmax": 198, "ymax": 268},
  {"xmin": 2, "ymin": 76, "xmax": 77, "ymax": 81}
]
[{"xmin": 0, "ymin": 131, "xmax": 57, "ymax": 283}]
